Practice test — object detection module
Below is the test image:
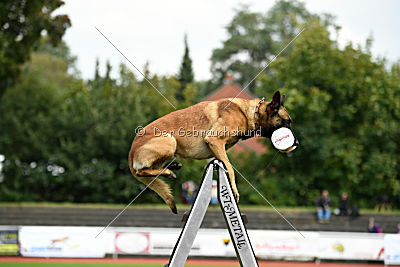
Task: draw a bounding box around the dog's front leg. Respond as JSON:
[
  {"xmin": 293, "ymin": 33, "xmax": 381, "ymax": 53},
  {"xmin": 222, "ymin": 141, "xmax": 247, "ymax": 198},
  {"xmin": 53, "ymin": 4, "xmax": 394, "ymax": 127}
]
[{"xmin": 205, "ymin": 138, "xmax": 240, "ymax": 202}]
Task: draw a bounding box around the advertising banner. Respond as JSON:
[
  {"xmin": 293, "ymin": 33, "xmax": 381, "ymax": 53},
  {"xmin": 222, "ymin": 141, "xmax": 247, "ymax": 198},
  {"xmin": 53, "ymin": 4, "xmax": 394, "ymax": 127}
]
[
  {"xmin": 0, "ymin": 228, "xmax": 19, "ymax": 256},
  {"xmin": 384, "ymin": 234, "xmax": 400, "ymax": 265},
  {"xmin": 318, "ymin": 232, "xmax": 384, "ymax": 261},
  {"xmin": 154, "ymin": 229, "xmax": 235, "ymax": 257},
  {"xmin": 249, "ymin": 230, "xmax": 319, "ymax": 260},
  {"xmin": 109, "ymin": 228, "xmax": 319, "ymax": 259},
  {"xmin": 110, "ymin": 228, "xmax": 236, "ymax": 257},
  {"xmin": 109, "ymin": 228, "xmax": 176, "ymax": 255},
  {"xmin": 19, "ymin": 226, "xmax": 106, "ymax": 258},
  {"xmin": 107, "ymin": 227, "xmax": 388, "ymax": 262},
  {"xmin": 114, "ymin": 232, "xmax": 151, "ymax": 254}
]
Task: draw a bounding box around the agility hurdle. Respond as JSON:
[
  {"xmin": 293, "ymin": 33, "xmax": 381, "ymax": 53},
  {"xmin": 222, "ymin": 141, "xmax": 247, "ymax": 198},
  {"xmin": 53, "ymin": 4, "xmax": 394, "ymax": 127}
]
[{"xmin": 165, "ymin": 159, "xmax": 259, "ymax": 267}]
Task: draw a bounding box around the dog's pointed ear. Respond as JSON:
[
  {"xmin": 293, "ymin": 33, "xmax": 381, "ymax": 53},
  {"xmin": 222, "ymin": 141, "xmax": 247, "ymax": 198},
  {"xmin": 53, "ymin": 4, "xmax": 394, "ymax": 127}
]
[
  {"xmin": 271, "ymin": 91, "xmax": 281, "ymax": 109},
  {"xmin": 281, "ymin": 94, "xmax": 286, "ymax": 106}
]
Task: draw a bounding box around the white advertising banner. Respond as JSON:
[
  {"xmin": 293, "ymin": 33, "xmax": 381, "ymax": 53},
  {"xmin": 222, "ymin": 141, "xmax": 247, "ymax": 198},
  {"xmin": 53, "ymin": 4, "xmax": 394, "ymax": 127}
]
[
  {"xmin": 19, "ymin": 226, "xmax": 106, "ymax": 258},
  {"xmin": 108, "ymin": 228, "xmax": 319, "ymax": 259},
  {"xmin": 150, "ymin": 229, "xmax": 236, "ymax": 257},
  {"xmin": 109, "ymin": 228, "xmax": 236, "ymax": 257},
  {"xmin": 318, "ymin": 232, "xmax": 384, "ymax": 261},
  {"xmin": 249, "ymin": 230, "xmax": 319, "ymax": 260},
  {"xmin": 105, "ymin": 227, "xmax": 394, "ymax": 262},
  {"xmin": 16, "ymin": 226, "xmax": 395, "ymax": 261},
  {"xmin": 384, "ymin": 234, "xmax": 400, "ymax": 265},
  {"xmin": 114, "ymin": 232, "xmax": 151, "ymax": 254}
]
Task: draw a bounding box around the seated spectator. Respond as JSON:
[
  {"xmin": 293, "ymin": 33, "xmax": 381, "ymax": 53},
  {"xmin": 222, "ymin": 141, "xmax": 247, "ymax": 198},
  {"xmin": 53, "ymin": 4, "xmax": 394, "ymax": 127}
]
[
  {"xmin": 181, "ymin": 181, "xmax": 198, "ymax": 204},
  {"xmin": 338, "ymin": 192, "xmax": 350, "ymax": 216},
  {"xmin": 367, "ymin": 217, "xmax": 382, "ymax": 233},
  {"xmin": 375, "ymin": 193, "xmax": 392, "ymax": 212},
  {"xmin": 316, "ymin": 189, "xmax": 333, "ymax": 223},
  {"xmin": 350, "ymin": 205, "xmax": 360, "ymax": 219},
  {"xmin": 210, "ymin": 180, "xmax": 218, "ymax": 205}
]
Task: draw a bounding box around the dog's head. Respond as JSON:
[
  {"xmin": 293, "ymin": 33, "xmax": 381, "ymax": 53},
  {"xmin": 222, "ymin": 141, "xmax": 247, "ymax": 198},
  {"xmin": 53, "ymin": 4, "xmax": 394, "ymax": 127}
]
[{"xmin": 260, "ymin": 91, "xmax": 299, "ymax": 153}]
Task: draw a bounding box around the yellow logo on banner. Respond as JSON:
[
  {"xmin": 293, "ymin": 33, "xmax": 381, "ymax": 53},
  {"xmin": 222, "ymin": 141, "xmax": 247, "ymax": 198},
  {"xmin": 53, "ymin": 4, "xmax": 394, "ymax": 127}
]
[
  {"xmin": 223, "ymin": 238, "xmax": 230, "ymax": 246},
  {"xmin": 69, "ymin": 244, "xmax": 80, "ymax": 250},
  {"xmin": 332, "ymin": 243, "xmax": 344, "ymax": 253},
  {"xmin": 0, "ymin": 244, "xmax": 19, "ymax": 254}
]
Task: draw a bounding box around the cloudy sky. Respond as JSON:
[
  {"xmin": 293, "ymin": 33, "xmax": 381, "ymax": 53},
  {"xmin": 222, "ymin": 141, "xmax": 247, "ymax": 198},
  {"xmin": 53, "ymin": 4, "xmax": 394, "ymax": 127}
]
[{"xmin": 56, "ymin": 0, "xmax": 400, "ymax": 81}]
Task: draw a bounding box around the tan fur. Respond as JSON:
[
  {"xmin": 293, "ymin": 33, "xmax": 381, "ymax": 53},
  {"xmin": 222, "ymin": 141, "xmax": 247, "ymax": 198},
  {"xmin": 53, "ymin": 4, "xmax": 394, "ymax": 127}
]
[{"xmin": 128, "ymin": 91, "xmax": 296, "ymax": 213}]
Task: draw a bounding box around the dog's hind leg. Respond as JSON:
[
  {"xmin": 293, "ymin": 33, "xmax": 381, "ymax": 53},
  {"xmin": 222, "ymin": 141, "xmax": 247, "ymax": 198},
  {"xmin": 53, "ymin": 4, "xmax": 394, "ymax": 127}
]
[
  {"xmin": 136, "ymin": 168, "xmax": 176, "ymax": 180},
  {"xmin": 134, "ymin": 175, "xmax": 177, "ymax": 214},
  {"xmin": 129, "ymin": 135, "xmax": 178, "ymax": 213}
]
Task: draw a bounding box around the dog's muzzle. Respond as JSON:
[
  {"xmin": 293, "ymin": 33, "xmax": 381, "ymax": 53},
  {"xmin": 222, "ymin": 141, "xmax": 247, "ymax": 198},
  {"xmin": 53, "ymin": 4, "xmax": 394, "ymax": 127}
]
[{"xmin": 271, "ymin": 127, "xmax": 298, "ymax": 153}]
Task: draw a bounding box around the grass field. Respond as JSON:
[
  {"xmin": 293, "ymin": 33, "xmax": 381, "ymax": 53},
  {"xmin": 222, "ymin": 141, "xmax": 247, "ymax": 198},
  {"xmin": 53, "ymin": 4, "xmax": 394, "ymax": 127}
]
[
  {"xmin": 0, "ymin": 201, "xmax": 315, "ymax": 212},
  {"xmin": 1, "ymin": 201, "xmax": 398, "ymax": 214},
  {"xmin": 1, "ymin": 264, "xmax": 158, "ymax": 267},
  {"xmin": 0, "ymin": 264, "xmax": 235, "ymax": 267},
  {"xmin": 0, "ymin": 257, "xmax": 384, "ymax": 267}
]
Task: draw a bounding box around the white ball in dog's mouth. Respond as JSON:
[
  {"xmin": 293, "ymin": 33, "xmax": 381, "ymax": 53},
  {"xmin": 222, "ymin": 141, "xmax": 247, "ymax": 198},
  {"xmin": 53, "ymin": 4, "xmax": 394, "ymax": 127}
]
[{"xmin": 271, "ymin": 127, "xmax": 295, "ymax": 151}]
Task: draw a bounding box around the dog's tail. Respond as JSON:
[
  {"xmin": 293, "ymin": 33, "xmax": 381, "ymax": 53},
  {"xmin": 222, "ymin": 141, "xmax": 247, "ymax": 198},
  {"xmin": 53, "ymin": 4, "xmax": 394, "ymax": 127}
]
[{"xmin": 128, "ymin": 151, "xmax": 177, "ymax": 214}]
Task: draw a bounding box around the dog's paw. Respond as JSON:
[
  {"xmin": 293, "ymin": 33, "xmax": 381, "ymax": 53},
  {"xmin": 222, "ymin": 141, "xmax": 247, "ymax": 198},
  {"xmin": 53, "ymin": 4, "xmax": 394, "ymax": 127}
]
[
  {"xmin": 168, "ymin": 162, "xmax": 182, "ymax": 170},
  {"xmin": 166, "ymin": 170, "xmax": 177, "ymax": 180}
]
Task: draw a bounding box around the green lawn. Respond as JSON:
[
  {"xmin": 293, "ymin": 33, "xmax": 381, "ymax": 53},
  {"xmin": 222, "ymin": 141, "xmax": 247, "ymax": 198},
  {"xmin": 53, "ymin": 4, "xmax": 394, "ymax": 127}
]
[
  {"xmin": 0, "ymin": 263, "xmax": 236, "ymax": 267},
  {"xmin": 1, "ymin": 264, "xmax": 143, "ymax": 267},
  {"xmin": 0, "ymin": 201, "xmax": 398, "ymax": 214},
  {"xmin": 0, "ymin": 201, "xmax": 314, "ymax": 212}
]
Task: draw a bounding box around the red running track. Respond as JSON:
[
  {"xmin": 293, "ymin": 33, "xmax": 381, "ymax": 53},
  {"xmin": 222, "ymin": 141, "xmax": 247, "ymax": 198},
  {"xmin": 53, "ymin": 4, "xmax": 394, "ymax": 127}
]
[{"xmin": 0, "ymin": 257, "xmax": 384, "ymax": 267}]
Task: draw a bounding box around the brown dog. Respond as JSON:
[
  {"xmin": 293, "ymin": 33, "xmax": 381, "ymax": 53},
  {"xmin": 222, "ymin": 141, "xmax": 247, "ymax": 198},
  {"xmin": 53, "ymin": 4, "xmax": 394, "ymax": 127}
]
[{"xmin": 128, "ymin": 91, "xmax": 298, "ymax": 213}]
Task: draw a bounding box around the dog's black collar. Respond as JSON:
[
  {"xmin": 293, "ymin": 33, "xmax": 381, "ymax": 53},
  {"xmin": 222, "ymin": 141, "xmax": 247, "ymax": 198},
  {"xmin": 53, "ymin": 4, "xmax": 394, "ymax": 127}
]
[{"xmin": 254, "ymin": 97, "xmax": 265, "ymax": 130}]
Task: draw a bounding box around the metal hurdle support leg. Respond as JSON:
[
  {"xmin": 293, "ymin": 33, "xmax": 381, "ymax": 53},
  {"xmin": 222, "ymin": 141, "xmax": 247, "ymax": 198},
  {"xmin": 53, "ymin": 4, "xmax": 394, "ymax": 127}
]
[{"xmin": 166, "ymin": 159, "xmax": 259, "ymax": 267}]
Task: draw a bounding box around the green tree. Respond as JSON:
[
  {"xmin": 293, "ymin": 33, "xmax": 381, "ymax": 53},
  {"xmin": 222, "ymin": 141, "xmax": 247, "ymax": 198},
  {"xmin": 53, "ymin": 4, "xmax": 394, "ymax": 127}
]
[
  {"xmin": 0, "ymin": 40, "xmax": 183, "ymax": 204},
  {"xmin": 95, "ymin": 58, "xmax": 100, "ymax": 80},
  {"xmin": 0, "ymin": 0, "xmax": 70, "ymax": 98},
  {"xmin": 0, "ymin": 40, "xmax": 76, "ymax": 201},
  {"xmin": 236, "ymin": 18, "xmax": 400, "ymax": 208},
  {"xmin": 210, "ymin": 1, "xmax": 316, "ymax": 93},
  {"xmin": 177, "ymin": 34, "xmax": 194, "ymax": 102}
]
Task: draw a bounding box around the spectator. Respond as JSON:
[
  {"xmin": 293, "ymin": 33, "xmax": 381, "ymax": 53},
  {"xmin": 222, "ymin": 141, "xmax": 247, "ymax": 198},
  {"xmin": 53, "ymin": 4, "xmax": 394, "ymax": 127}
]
[
  {"xmin": 367, "ymin": 217, "xmax": 382, "ymax": 233},
  {"xmin": 181, "ymin": 181, "xmax": 197, "ymax": 204},
  {"xmin": 210, "ymin": 180, "xmax": 218, "ymax": 204},
  {"xmin": 316, "ymin": 189, "xmax": 333, "ymax": 223},
  {"xmin": 350, "ymin": 205, "xmax": 360, "ymax": 219},
  {"xmin": 338, "ymin": 192, "xmax": 350, "ymax": 216},
  {"xmin": 375, "ymin": 193, "xmax": 392, "ymax": 212}
]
